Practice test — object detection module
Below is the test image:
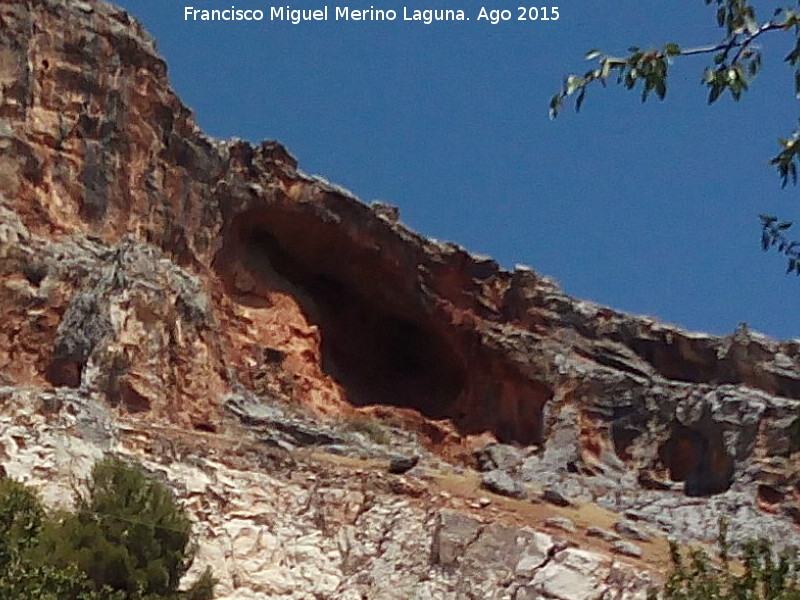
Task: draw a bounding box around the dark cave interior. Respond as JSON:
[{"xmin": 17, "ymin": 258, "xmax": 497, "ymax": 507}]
[
  {"xmin": 235, "ymin": 214, "xmax": 467, "ymax": 419},
  {"xmin": 658, "ymin": 425, "xmax": 734, "ymax": 496},
  {"xmin": 214, "ymin": 206, "xmax": 555, "ymax": 446}
]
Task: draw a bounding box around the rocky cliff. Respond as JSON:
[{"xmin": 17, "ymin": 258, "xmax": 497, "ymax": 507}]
[{"xmin": 0, "ymin": 0, "xmax": 798, "ymax": 598}]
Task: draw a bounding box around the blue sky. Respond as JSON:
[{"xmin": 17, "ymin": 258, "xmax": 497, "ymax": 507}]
[{"xmin": 114, "ymin": 1, "xmax": 800, "ymax": 339}]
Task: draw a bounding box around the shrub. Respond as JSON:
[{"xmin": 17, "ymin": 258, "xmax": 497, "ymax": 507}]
[
  {"xmin": 0, "ymin": 477, "xmax": 112, "ymax": 599},
  {"xmin": 342, "ymin": 417, "xmax": 392, "ymax": 446},
  {"xmin": 0, "ymin": 477, "xmax": 45, "ymax": 566},
  {"xmin": 0, "ymin": 458, "xmax": 215, "ymax": 600},
  {"xmin": 650, "ymin": 519, "xmax": 800, "ymax": 600},
  {"xmin": 38, "ymin": 458, "xmax": 195, "ymax": 598}
]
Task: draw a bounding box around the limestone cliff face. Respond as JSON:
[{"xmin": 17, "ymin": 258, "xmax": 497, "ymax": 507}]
[
  {"xmin": 0, "ymin": 389, "xmax": 660, "ymax": 599},
  {"xmin": 1, "ymin": 0, "xmax": 799, "ymax": 597}
]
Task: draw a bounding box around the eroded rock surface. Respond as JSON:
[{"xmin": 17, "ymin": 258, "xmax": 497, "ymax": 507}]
[
  {"xmin": 0, "ymin": 391, "xmax": 658, "ymax": 599},
  {"xmin": 0, "ymin": 0, "xmax": 798, "ymax": 596}
]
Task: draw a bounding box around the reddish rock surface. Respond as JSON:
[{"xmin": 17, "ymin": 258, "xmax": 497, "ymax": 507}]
[{"xmin": 0, "ymin": 0, "xmax": 798, "ymax": 547}]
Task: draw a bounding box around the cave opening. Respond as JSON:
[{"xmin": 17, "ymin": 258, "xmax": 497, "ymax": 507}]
[
  {"xmin": 611, "ymin": 423, "xmax": 638, "ymax": 462},
  {"xmin": 658, "ymin": 425, "xmax": 734, "ymax": 496},
  {"xmin": 236, "ymin": 220, "xmax": 466, "ymax": 419}
]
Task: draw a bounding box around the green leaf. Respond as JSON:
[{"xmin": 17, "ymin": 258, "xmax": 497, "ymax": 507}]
[
  {"xmin": 565, "ymin": 75, "xmax": 582, "ymax": 95},
  {"xmin": 548, "ymin": 93, "xmax": 563, "ymax": 119},
  {"xmin": 600, "ymin": 60, "xmax": 612, "ymax": 80},
  {"xmin": 708, "ymin": 83, "xmax": 723, "ymax": 104},
  {"xmin": 760, "ymin": 214, "xmax": 778, "ymax": 225},
  {"xmin": 656, "ymin": 79, "xmax": 667, "ymax": 99},
  {"xmin": 743, "ymin": 12, "xmax": 758, "ymax": 35},
  {"xmin": 575, "ymin": 88, "xmax": 587, "ymax": 111}
]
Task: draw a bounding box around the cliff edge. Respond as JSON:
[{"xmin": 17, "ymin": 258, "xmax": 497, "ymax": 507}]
[{"xmin": 0, "ymin": 1, "xmax": 798, "ymax": 597}]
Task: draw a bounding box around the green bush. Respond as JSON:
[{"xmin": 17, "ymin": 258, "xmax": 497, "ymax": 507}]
[
  {"xmin": 0, "ymin": 459, "xmax": 215, "ymax": 600},
  {"xmin": 650, "ymin": 519, "xmax": 800, "ymax": 600},
  {"xmin": 342, "ymin": 417, "xmax": 392, "ymax": 446},
  {"xmin": 0, "ymin": 477, "xmax": 45, "ymax": 565},
  {"xmin": 0, "ymin": 478, "xmax": 117, "ymax": 599}
]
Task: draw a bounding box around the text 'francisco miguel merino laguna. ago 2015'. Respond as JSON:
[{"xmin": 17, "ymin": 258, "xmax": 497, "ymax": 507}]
[{"xmin": 183, "ymin": 6, "xmax": 561, "ymax": 25}]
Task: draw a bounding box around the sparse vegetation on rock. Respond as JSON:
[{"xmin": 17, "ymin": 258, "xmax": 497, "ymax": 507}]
[
  {"xmin": 341, "ymin": 416, "xmax": 392, "ymax": 447},
  {"xmin": 649, "ymin": 519, "xmax": 800, "ymax": 600}
]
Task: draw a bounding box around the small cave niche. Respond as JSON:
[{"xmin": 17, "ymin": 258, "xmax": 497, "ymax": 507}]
[
  {"xmin": 21, "ymin": 262, "xmax": 48, "ymax": 286},
  {"xmin": 319, "ymin": 297, "xmax": 465, "ymax": 416},
  {"xmin": 789, "ymin": 418, "xmax": 800, "ymax": 455},
  {"xmin": 45, "ymin": 357, "xmax": 82, "ymax": 388},
  {"xmin": 193, "ymin": 422, "xmax": 217, "ymax": 433},
  {"xmin": 611, "ymin": 423, "xmax": 638, "ymax": 462},
  {"xmin": 627, "ymin": 338, "xmax": 720, "ymax": 385},
  {"xmin": 463, "ymin": 372, "xmax": 550, "ymax": 446},
  {"xmin": 627, "ymin": 336, "xmax": 800, "ymax": 400},
  {"xmin": 658, "ymin": 425, "xmax": 734, "ymax": 496},
  {"xmin": 118, "ymin": 379, "xmax": 152, "ymax": 413},
  {"xmin": 757, "ymin": 484, "xmax": 785, "ymax": 506},
  {"xmin": 228, "ymin": 217, "xmax": 467, "ymax": 422}
]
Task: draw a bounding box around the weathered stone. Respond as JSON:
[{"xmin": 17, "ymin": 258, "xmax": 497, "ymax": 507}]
[
  {"xmin": 541, "ymin": 487, "xmax": 574, "ymax": 507},
  {"xmin": 433, "ymin": 510, "xmax": 483, "ymax": 568},
  {"xmin": 545, "ymin": 517, "xmax": 576, "ymax": 533},
  {"xmin": 0, "ymin": 0, "xmax": 798, "ymax": 597},
  {"xmin": 529, "ymin": 548, "xmax": 610, "ymax": 600},
  {"xmin": 514, "ymin": 533, "xmax": 554, "ymax": 576},
  {"xmin": 388, "ymin": 454, "xmax": 419, "ymax": 474},
  {"xmin": 781, "ymin": 502, "xmax": 800, "ymax": 524},
  {"xmin": 611, "ymin": 540, "xmax": 644, "ymax": 558},
  {"xmin": 473, "ymin": 443, "xmax": 524, "ymax": 472},
  {"xmin": 614, "ymin": 519, "xmax": 654, "ymax": 542},
  {"xmin": 586, "ymin": 526, "xmax": 620, "ymax": 542},
  {"xmin": 388, "ymin": 476, "xmax": 426, "ymax": 497},
  {"xmin": 481, "ymin": 469, "xmax": 527, "ymax": 499},
  {"xmin": 369, "ymin": 201, "xmax": 400, "ymax": 222},
  {"xmin": 637, "ymin": 470, "xmax": 674, "ymax": 491}
]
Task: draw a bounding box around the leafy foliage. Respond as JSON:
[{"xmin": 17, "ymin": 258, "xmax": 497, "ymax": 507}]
[
  {"xmin": 0, "ymin": 477, "xmax": 124, "ymax": 599},
  {"xmin": 648, "ymin": 519, "xmax": 800, "ymax": 599},
  {"xmin": 551, "ymin": 1, "xmax": 794, "ymax": 120},
  {"xmin": 0, "ymin": 459, "xmax": 215, "ymax": 600},
  {"xmin": 39, "ymin": 458, "xmax": 198, "ymax": 599},
  {"xmin": 760, "ymin": 215, "xmax": 800, "ymax": 275},
  {"xmin": 0, "ymin": 477, "xmax": 45, "ymax": 566},
  {"xmin": 552, "ymin": 0, "xmax": 800, "ymax": 273},
  {"xmin": 0, "ymin": 562, "xmax": 128, "ymax": 600}
]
